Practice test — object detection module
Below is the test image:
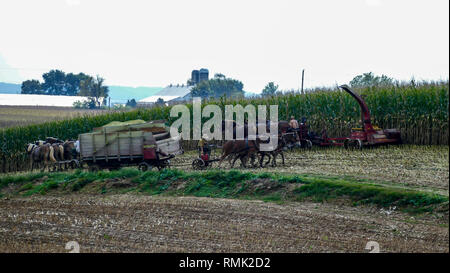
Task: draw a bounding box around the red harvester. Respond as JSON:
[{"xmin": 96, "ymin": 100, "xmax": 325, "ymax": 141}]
[
  {"xmin": 339, "ymin": 85, "xmax": 402, "ymax": 149},
  {"xmin": 299, "ymin": 85, "xmax": 402, "ymax": 149}
]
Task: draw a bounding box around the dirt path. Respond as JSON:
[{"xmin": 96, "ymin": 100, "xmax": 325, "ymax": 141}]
[{"xmin": 0, "ymin": 194, "xmax": 447, "ymax": 253}]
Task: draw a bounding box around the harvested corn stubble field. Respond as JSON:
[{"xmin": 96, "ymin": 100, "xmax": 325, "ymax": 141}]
[
  {"xmin": 170, "ymin": 145, "xmax": 449, "ymax": 195},
  {"xmin": 0, "ymin": 105, "xmax": 106, "ymax": 128},
  {"xmin": 0, "ymin": 195, "xmax": 448, "ymax": 253}
]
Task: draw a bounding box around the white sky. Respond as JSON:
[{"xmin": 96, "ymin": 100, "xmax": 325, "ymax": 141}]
[{"xmin": 0, "ymin": 0, "xmax": 448, "ymax": 93}]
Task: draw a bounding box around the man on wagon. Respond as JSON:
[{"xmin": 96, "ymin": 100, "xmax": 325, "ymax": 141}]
[
  {"xmin": 289, "ymin": 116, "xmax": 299, "ymax": 129},
  {"xmin": 288, "ymin": 116, "xmax": 301, "ymax": 143},
  {"xmin": 198, "ymin": 134, "xmax": 211, "ymax": 159},
  {"xmin": 299, "ymin": 116, "xmax": 309, "ymax": 140}
]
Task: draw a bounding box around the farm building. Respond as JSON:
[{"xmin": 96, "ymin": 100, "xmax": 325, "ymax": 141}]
[
  {"xmin": 190, "ymin": 68, "xmax": 209, "ymax": 85},
  {"xmin": 0, "ymin": 93, "xmax": 91, "ymax": 107},
  {"xmin": 138, "ymin": 84, "xmax": 193, "ymax": 106},
  {"xmin": 137, "ymin": 68, "xmax": 208, "ymax": 106}
]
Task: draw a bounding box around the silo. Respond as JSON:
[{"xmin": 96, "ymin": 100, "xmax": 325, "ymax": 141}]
[
  {"xmin": 191, "ymin": 70, "xmax": 199, "ymax": 84},
  {"xmin": 199, "ymin": 68, "xmax": 209, "ymax": 82}
]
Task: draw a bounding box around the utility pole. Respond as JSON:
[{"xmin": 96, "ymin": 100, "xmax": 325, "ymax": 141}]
[{"xmin": 301, "ymin": 69, "xmax": 305, "ymax": 94}]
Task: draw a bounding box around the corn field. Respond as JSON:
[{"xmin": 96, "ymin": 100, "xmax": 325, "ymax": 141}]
[{"xmin": 0, "ymin": 81, "xmax": 448, "ymax": 173}]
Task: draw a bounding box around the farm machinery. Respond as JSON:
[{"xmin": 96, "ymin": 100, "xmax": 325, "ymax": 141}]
[
  {"xmin": 27, "ymin": 120, "xmax": 183, "ymax": 172},
  {"xmin": 339, "ymin": 85, "xmax": 402, "ymax": 148},
  {"xmin": 297, "ymin": 85, "xmax": 402, "ymax": 149},
  {"xmin": 192, "ymin": 144, "xmax": 222, "ymax": 170},
  {"xmin": 77, "ymin": 120, "xmax": 183, "ymax": 171}
]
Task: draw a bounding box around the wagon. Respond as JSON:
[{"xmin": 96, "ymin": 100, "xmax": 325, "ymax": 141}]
[
  {"xmin": 78, "ymin": 120, "xmax": 183, "ymax": 171},
  {"xmin": 192, "ymin": 144, "xmax": 221, "ymax": 170}
]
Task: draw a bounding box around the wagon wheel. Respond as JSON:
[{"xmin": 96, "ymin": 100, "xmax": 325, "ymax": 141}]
[
  {"xmin": 192, "ymin": 158, "xmax": 206, "ymax": 170},
  {"xmin": 155, "ymin": 158, "xmax": 171, "ymax": 171},
  {"xmin": 70, "ymin": 160, "xmax": 80, "ymax": 169},
  {"xmin": 69, "ymin": 160, "xmax": 76, "ymax": 169},
  {"xmin": 355, "ymin": 139, "xmax": 363, "ymax": 150},
  {"xmin": 138, "ymin": 162, "xmax": 152, "ymax": 172},
  {"xmin": 344, "ymin": 139, "xmax": 363, "ymax": 150}
]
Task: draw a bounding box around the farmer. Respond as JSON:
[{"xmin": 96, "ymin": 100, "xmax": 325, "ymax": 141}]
[
  {"xmin": 198, "ymin": 134, "xmax": 211, "ymax": 157},
  {"xmin": 299, "ymin": 116, "xmax": 308, "ymax": 140},
  {"xmin": 288, "ymin": 116, "xmax": 301, "ymax": 143},
  {"xmin": 289, "ymin": 116, "xmax": 299, "ymax": 129}
]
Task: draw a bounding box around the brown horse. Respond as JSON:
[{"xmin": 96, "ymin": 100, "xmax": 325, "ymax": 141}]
[
  {"xmin": 63, "ymin": 141, "xmax": 76, "ymax": 160},
  {"xmin": 51, "ymin": 143, "xmax": 65, "ymax": 161},
  {"xmin": 218, "ymin": 139, "xmax": 261, "ymax": 168},
  {"xmin": 49, "ymin": 143, "xmax": 64, "ymax": 171},
  {"xmin": 218, "ymin": 120, "xmax": 290, "ymax": 168},
  {"xmin": 27, "ymin": 143, "xmax": 57, "ymax": 171},
  {"xmin": 278, "ymin": 120, "xmax": 291, "ymax": 133},
  {"xmin": 258, "ymin": 132, "xmax": 298, "ymax": 167},
  {"xmin": 219, "ymin": 139, "xmax": 253, "ymax": 168}
]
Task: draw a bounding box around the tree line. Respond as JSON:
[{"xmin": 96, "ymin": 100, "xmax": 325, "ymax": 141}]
[
  {"xmin": 191, "ymin": 72, "xmax": 395, "ymax": 99},
  {"xmin": 191, "ymin": 73, "xmax": 245, "ymax": 98},
  {"xmin": 21, "ymin": 69, "xmax": 109, "ymax": 107},
  {"xmin": 259, "ymin": 72, "xmax": 395, "ymax": 97}
]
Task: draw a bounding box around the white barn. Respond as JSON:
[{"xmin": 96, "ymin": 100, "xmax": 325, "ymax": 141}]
[
  {"xmin": 138, "ymin": 85, "xmax": 193, "ymax": 105},
  {"xmin": 0, "ymin": 94, "xmax": 91, "ymax": 107}
]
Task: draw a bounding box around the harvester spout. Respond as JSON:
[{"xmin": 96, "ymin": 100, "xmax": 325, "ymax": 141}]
[{"xmin": 339, "ymin": 85, "xmax": 375, "ymax": 133}]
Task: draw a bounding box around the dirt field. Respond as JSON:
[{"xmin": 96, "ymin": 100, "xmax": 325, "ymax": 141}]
[{"xmin": 0, "ymin": 194, "xmax": 448, "ymax": 253}]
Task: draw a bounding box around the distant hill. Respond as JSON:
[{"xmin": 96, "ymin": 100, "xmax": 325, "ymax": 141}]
[
  {"xmin": 0, "ymin": 82, "xmax": 21, "ymax": 94},
  {"xmin": 0, "ymin": 82, "xmax": 162, "ymax": 104}
]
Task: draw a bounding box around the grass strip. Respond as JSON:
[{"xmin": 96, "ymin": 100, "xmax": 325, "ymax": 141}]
[{"xmin": 0, "ymin": 168, "xmax": 447, "ymax": 213}]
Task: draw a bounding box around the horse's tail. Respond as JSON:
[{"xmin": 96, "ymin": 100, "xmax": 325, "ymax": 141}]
[
  {"xmin": 59, "ymin": 145, "xmax": 64, "ymax": 160},
  {"xmin": 49, "ymin": 146, "xmax": 57, "ymax": 162}
]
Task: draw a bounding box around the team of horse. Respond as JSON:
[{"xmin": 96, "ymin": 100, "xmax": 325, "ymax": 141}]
[
  {"xmin": 26, "ymin": 137, "xmax": 77, "ymax": 171},
  {"xmin": 218, "ymin": 120, "xmax": 300, "ymax": 168}
]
